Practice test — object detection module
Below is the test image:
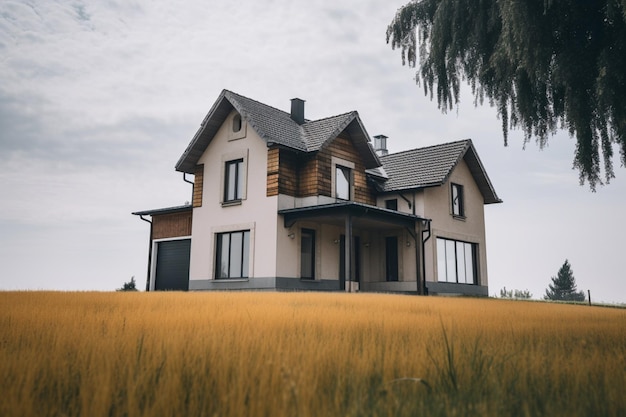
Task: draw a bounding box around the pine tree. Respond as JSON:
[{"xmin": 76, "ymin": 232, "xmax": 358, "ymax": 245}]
[
  {"xmin": 386, "ymin": 0, "xmax": 626, "ymax": 190},
  {"xmin": 117, "ymin": 276, "xmax": 138, "ymax": 292},
  {"xmin": 544, "ymin": 260, "xmax": 585, "ymax": 301}
]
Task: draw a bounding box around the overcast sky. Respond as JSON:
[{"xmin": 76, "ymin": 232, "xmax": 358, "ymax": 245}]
[{"xmin": 1, "ymin": 0, "xmax": 624, "ymax": 303}]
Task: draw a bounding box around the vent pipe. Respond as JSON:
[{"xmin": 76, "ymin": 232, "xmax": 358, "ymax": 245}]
[
  {"xmin": 373, "ymin": 134, "xmax": 388, "ymax": 156},
  {"xmin": 290, "ymin": 98, "xmax": 305, "ymax": 124}
]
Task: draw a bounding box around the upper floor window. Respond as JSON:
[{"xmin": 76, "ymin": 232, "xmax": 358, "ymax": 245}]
[
  {"xmin": 451, "ymin": 183, "xmax": 465, "ymax": 217},
  {"xmin": 385, "ymin": 199, "xmax": 398, "ymax": 211},
  {"xmin": 232, "ymin": 114, "xmax": 242, "ymax": 132},
  {"xmin": 224, "ymin": 159, "xmax": 244, "ymax": 202},
  {"xmin": 336, "ymin": 165, "xmax": 351, "ymax": 200}
]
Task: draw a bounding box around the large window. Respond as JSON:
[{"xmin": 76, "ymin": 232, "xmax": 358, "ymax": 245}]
[
  {"xmin": 451, "ymin": 183, "xmax": 465, "ymax": 217},
  {"xmin": 335, "ymin": 165, "xmax": 351, "ymax": 200},
  {"xmin": 216, "ymin": 230, "xmax": 250, "ymax": 279},
  {"xmin": 437, "ymin": 237, "xmax": 476, "ymax": 284},
  {"xmin": 300, "ymin": 229, "xmax": 315, "ymax": 279},
  {"xmin": 224, "ymin": 159, "xmax": 244, "ymax": 202}
]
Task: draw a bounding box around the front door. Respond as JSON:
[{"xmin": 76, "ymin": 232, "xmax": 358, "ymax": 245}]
[{"xmin": 339, "ymin": 235, "xmax": 360, "ymax": 290}]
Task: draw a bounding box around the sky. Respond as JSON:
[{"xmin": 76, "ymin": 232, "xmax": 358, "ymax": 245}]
[{"xmin": 1, "ymin": 0, "xmax": 625, "ymax": 303}]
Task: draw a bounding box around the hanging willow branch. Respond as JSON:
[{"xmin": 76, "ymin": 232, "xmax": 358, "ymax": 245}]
[{"xmin": 387, "ymin": 0, "xmax": 626, "ymax": 190}]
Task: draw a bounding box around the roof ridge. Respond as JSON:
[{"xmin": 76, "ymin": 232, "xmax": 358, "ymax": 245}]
[
  {"xmin": 303, "ymin": 110, "xmax": 356, "ymax": 125},
  {"xmin": 224, "ymin": 89, "xmax": 292, "ymax": 119},
  {"xmin": 381, "ymin": 139, "xmax": 471, "ymax": 158}
]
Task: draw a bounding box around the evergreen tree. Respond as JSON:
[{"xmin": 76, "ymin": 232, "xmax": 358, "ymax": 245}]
[
  {"xmin": 117, "ymin": 276, "xmax": 138, "ymax": 292},
  {"xmin": 386, "ymin": 0, "xmax": 626, "ymax": 190},
  {"xmin": 544, "ymin": 260, "xmax": 585, "ymax": 301}
]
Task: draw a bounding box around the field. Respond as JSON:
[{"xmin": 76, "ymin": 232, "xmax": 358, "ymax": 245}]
[{"xmin": 1, "ymin": 291, "xmax": 625, "ymax": 417}]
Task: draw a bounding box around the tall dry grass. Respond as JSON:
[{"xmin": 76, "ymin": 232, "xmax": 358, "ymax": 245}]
[{"xmin": 1, "ymin": 291, "xmax": 624, "ymax": 417}]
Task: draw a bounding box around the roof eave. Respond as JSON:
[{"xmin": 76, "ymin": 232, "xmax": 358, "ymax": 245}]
[
  {"xmin": 462, "ymin": 141, "xmax": 502, "ymax": 205},
  {"xmin": 175, "ymin": 90, "xmax": 233, "ymax": 174}
]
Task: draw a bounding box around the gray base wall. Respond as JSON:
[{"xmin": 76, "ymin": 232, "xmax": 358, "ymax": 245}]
[
  {"xmin": 426, "ymin": 282, "xmax": 489, "ymax": 296},
  {"xmin": 189, "ymin": 277, "xmax": 488, "ymax": 296},
  {"xmin": 189, "ymin": 277, "xmax": 340, "ymax": 291}
]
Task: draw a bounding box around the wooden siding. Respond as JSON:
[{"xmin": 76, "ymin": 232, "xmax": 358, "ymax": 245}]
[
  {"xmin": 311, "ymin": 133, "xmax": 377, "ymax": 204},
  {"xmin": 193, "ymin": 165, "xmax": 204, "ymax": 208},
  {"xmin": 152, "ymin": 211, "xmax": 192, "ymax": 240},
  {"xmin": 298, "ymin": 157, "xmax": 319, "ymax": 197},
  {"xmin": 267, "ymin": 148, "xmax": 301, "ymax": 197},
  {"xmin": 267, "ymin": 147, "xmax": 279, "ymax": 196},
  {"xmin": 266, "ymin": 134, "xmax": 377, "ymax": 204},
  {"xmin": 278, "ymin": 150, "xmax": 299, "ymax": 195}
]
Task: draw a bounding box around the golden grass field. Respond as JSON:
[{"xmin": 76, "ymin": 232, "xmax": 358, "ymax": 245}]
[{"xmin": 1, "ymin": 291, "xmax": 625, "ymax": 417}]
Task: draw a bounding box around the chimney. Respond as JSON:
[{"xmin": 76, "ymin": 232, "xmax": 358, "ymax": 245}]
[
  {"xmin": 373, "ymin": 134, "xmax": 388, "ymax": 156},
  {"xmin": 290, "ymin": 98, "xmax": 305, "ymax": 124}
]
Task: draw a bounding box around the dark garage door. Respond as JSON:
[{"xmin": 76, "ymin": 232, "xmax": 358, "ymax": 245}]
[{"xmin": 154, "ymin": 239, "xmax": 191, "ymax": 291}]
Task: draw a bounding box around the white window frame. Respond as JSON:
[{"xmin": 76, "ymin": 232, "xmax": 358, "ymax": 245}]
[
  {"xmin": 331, "ymin": 156, "xmax": 355, "ymax": 201},
  {"xmin": 227, "ymin": 111, "xmax": 247, "ymax": 141},
  {"xmin": 211, "ymin": 222, "xmax": 255, "ymax": 280}
]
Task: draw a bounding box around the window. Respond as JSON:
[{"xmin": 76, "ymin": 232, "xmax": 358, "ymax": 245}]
[
  {"xmin": 385, "ymin": 236, "xmax": 399, "ymax": 281},
  {"xmin": 216, "ymin": 230, "xmax": 250, "ymax": 279},
  {"xmin": 436, "ymin": 237, "xmax": 476, "ymax": 284},
  {"xmin": 335, "ymin": 165, "xmax": 351, "ymax": 200},
  {"xmin": 300, "ymin": 229, "xmax": 315, "ymax": 279},
  {"xmin": 224, "ymin": 159, "xmax": 244, "ymax": 202},
  {"xmin": 451, "ymin": 183, "xmax": 465, "ymax": 217},
  {"xmin": 232, "ymin": 114, "xmax": 242, "ymax": 132},
  {"xmin": 385, "ymin": 199, "xmax": 398, "ymax": 211}
]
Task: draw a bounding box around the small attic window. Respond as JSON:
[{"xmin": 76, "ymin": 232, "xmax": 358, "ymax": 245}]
[{"xmin": 232, "ymin": 114, "xmax": 242, "ymax": 132}]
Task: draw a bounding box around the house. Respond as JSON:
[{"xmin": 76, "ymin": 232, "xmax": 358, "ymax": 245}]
[{"xmin": 133, "ymin": 89, "xmax": 501, "ymax": 295}]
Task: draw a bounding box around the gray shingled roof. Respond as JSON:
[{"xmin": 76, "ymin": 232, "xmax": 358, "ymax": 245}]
[
  {"xmin": 176, "ymin": 90, "xmax": 380, "ymax": 173},
  {"xmin": 379, "ymin": 140, "xmax": 501, "ymax": 204}
]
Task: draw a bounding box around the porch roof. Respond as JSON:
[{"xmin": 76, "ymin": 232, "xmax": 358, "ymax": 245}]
[
  {"xmin": 132, "ymin": 204, "xmax": 192, "ymax": 217},
  {"xmin": 278, "ymin": 201, "xmax": 429, "ymax": 230}
]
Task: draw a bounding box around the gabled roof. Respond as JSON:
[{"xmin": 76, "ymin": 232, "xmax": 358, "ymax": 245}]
[
  {"xmin": 379, "ymin": 139, "xmax": 502, "ymax": 204},
  {"xmin": 175, "ymin": 90, "xmax": 381, "ymax": 173}
]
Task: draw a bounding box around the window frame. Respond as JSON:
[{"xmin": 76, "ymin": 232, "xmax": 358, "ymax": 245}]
[
  {"xmin": 331, "ymin": 156, "xmax": 355, "ymax": 201},
  {"xmin": 224, "ymin": 159, "xmax": 244, "ymax": 203},
  {"xmin": 335, "ymin": 165, "xmax": 351, "ymax": 200},
  {"xmin": 215, "ymin": 230, "xmax": 250, "ymax": 279},
  {"xmin": 436, "ymin": 237, "xmax": 477, "ymax": 284},
  {"xmin": 220, "ymin": 150, "xmax": 248, "ymax": 206},
  {"xmin": 451, "ymin": 183, "xmax": 465, "ymax": 218}
]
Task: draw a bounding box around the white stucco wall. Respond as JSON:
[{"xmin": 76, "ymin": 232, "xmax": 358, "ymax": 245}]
[
  {"xmin": 423, "ymin": 158, "xmax": 488, "ymax": 287},
  {"xmin": 188, "ymin": 110, "xmax": 279, "ymax": 282}
]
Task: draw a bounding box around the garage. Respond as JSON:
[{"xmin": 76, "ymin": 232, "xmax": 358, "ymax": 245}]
[{"xmin": 154, "ymin": 239, "xmax": 191, "ymax": 291}]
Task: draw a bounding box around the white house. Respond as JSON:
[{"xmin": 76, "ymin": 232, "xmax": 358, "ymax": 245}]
[{"xmin": 133, "ymin": 90, "xmax": 501, "ymax": 295}]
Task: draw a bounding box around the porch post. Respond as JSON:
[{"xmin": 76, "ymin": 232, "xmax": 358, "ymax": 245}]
[{"xmin": 344, "ymin": 211, "xmax": 352, "ymax": 292}]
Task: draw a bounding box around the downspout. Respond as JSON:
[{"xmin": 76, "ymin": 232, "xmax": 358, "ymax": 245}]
[
  {"xmin": 421, "ymin": 220, "xmax": 432, "ymax": 295},
  {"xmin": 406, "ymin": 228, "xmax": 421, "ymax": 295},
  {"xmin": 138, "ymin": 215, "xmax": 153, "ymax": 291},
  {"xmin": 345, "ymin": 212, "xmax": 352, "ymax": 293},
  {"xmin": 183, "ymin": 173, "xmax": 194, "ymax": 203}
]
